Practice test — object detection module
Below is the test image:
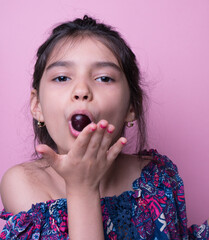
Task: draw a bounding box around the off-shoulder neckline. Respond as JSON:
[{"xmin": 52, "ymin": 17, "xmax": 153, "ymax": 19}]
[
  {"xmin": 2, "ymin": 149, "xmax": 161, "ymax": 214},
  {"xmin": 32, "ymin": 149, "xmax": 158, "ymax": 205}
]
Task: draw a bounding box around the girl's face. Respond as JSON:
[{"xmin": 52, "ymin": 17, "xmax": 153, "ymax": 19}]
[{"xmin": 31, "ymin": 36, "xmax": 135, "ymax": 154}]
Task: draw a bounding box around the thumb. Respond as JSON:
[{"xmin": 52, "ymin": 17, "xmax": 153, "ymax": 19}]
[{"xmin": 36, "ymin": 144, "xmax": 59, "ymax": 167}]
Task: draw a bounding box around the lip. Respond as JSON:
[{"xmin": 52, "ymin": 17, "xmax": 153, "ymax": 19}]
[{"xmin": 68, "ymin": 110, "xmax": 94, "ymax": 137}]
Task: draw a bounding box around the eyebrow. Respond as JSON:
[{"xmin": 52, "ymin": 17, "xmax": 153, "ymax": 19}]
[
  {"xmin": 46, "ymin": 61, "xmax": 73, "ymax": 71},
  {"xmin": 46, "ymin": 60, "xmax": 122, "ymax": 73},
  {"xmin": 92, "ymin": 61, "xmax": 122, "ymax": 73}
]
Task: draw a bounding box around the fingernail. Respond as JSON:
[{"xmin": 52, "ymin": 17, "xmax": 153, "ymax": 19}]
[
  {"xmin": 107, "ymin": 125, "xmax": 114, "ymax": 133},
  {"xmin": 90, "ymin": 124, "xmax": 97, "ymax": 131},
  {"xmin": 100, "ymin": 123, "xmax": 107, "ymax": 129},
  {"xmin": 107, "ymin": 128, "xmax": 113, "ymax": 133},
  {"xmin": 121, "ymin": 139, "xmax": 127, "ymax": 145}
]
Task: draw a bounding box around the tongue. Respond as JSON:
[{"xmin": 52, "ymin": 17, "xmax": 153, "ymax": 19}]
[{"xmin": 71, "ymin": 114, "xmax": 92, "ymax": 132}]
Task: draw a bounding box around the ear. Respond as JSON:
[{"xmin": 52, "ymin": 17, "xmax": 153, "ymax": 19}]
[
  {"xmin": 125, "ymin": 104, "xmax": 136, "ymax": 123},
  {"xmin": 30, "ymin": 89, "xmax": 44, "ymax": 122}
]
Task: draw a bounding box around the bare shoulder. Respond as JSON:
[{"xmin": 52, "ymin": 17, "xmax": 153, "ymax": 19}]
[{"xmin": 0, "ymin": 160, "xmax": 51, "ymax": 214}]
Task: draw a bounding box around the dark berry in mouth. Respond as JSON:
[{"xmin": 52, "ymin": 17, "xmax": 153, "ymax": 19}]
[{"xmin": 71, "ymin": 114, "xmax": 92, "ymax": 132}]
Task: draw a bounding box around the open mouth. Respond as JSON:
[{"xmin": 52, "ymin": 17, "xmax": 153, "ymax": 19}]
[{"xmin": 71, "ymin": 114, "xmax": 92, "ymax": 132}]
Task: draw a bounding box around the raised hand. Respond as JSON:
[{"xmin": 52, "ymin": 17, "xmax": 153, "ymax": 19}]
[{"xmin": 36, "ymin": 120, "xmax": 127, "ymax": 194}]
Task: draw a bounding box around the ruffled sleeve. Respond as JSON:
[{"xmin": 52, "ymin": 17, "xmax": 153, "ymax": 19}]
[
  {"xmin": 0, "ymin": 198, "xmax": 69, "ymax": 239},
  {"xmin": 133, "ymin": 149, "xmax": 209, "ymax": 240},
  {"xmin": 188, "ymin": 221, "xmax": 209, "ymax": 239},
  {"xmin": 131, "ymin": 149, "xmax": 186, "ymax": 239}
]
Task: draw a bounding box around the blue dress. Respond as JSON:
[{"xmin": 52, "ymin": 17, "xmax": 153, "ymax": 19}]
[{"xmin": 0, "ymin": 149, "xmax": 208, "ymax": 239}]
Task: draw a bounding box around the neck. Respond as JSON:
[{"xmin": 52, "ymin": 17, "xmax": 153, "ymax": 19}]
[{"xmin": 99, "ymin": 153, "xmax": 140, "ymax": 198}]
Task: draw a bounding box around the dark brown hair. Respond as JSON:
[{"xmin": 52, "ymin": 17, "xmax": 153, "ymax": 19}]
[{"xmin": 32, "ymin": 15, "xmax": 147, "ymax": 156}]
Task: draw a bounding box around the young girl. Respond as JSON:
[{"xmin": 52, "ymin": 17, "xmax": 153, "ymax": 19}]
[{"xmin": 0, "ymin": 15, "xmax": 208, "ymax": 240}]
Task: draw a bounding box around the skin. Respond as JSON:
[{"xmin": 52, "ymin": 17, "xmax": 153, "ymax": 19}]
[
  {"xmin": 1, "ymin": 36, "xmax": 149, "ymax": 239},
  {"xmin": 34, "ymin": 37, "xmax": 134, "ymax": 154},
  {"xmin": 33, "ymin": 37, "xmax": 136, "ymax": 239},
  {"xmin": 0, "ymin": 36, "xmax": 208, "ymax": 238}
]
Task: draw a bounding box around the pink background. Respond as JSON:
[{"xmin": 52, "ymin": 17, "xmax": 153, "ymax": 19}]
[{"xmin": 0, "ymin": 0, "xmax": 209, "ymax": 231}]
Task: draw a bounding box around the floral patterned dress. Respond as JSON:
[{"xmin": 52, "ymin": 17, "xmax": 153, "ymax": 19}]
[{"xmin": 0, "ymin": 149, "xmax": 208, "ymax": 239}]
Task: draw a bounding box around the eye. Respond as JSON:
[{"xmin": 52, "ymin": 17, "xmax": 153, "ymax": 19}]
[
  {"xmin": 53, "ymin": 76, "xmax": 71, "ymax": 82},
  {"xmin": 95, "ymin": 76, "xmax": 114, "ymax": 83}
]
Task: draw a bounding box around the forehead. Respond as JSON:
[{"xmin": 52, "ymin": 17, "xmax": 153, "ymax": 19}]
[{"xmin": 46, "ymin": 35, "xmax": 120, "ymax": 67}]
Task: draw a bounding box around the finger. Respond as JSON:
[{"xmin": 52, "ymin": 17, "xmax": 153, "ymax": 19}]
[
  {"xmin": 83, "ymin": 120, "xmax": 108, "ymax": 159},
  {"xmin": 96, "ymin": 124, "xmax": 115, "ymax": 159},
  {"xmin": 106, "ymin": 137, "xmax": 127, "ymax": 163},
  {"xmin": 72, "ymin": 122, "xmax": 97, "ymax": 157},
  {"xmin": 36, "ymin": 144, "xmax": 60, "ymax": 168}
]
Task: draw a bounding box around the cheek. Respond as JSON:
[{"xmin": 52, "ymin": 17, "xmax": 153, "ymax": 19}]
[
  {"xmin": 40, "ymin": 93, "xmax": 64, "ymax": 127},
  {"xmin": 101, "ymin": 100, "xmax": 129, "ymax": 127},
  {"xmin": 100, "ymin": 87, "xmax": 130, "ymax": 117}
]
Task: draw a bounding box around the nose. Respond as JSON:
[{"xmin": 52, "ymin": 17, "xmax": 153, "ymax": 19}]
[{"xmin": 72, "ymin": 82, "xmax": 93, "ymax": 101}]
